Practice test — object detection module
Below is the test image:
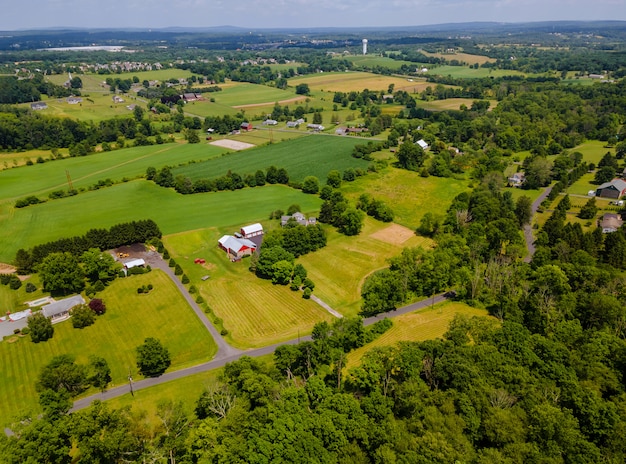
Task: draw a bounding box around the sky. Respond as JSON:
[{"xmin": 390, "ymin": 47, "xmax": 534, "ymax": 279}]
[{"xmin": 1, "ymin": 0, "xmax": 624, "ymax": 31}]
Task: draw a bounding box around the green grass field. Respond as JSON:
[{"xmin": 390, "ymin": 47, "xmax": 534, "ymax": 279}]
[
  {"xmin": 173, "ymin": 135, "xmax": 371, "ymax": 183},
  {"xmin": 345, "ymin": 301, "xmax": 490, "ymax": 370},
  {"xmin": 425, "ymin": 66, "xmax": 527, "ymax": 79},
  {"xmin": 298, "ymin": 218, "xmax": 433, "ymax": 317},
  {"xmin": 289, "ymin": 72, "xmax": 431, "ymax": 94},
  {"xmin": 0, "ymin": 181, "xmax": 322, "ymax": 263},
  {"xmin": 164, "ymin": 226, "xmax": 335, "ymax": 349},
  {"xmin": 0, "ymin": 274, "xmax": 45, "ymax": 314},
  {"xmin": 0, "ymin": 142, "xmax": 229, "ymax": 206},
  {"xmin": 0, "ymin": 269, "xmax": 217, "ymax": 426},
  {"xmin": 340, "ymin": 166, "xmax": 472, "ymax": 231},
  {"xmin": 415, "ymin": 98, "xmax": 499, "ymax": 111},
  {"xmin": 343, "ymin": 55, "xmax": 417, "ymax": 70}
]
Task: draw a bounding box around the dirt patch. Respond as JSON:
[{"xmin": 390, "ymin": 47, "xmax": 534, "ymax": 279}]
[
  {"xmin": 210, "ymin": 139, "xmax": 255, "ymax": 151},
  {"xmin": 0, "ymin": 263, "xmax": 16, "ymax": 274},
  {"xmin": 112, "ymin": 243, "xmax": 146, "ymax": 259},
  {"xmin": 201, "ymin": 262, "xmax": 217, "ymax": 271},
  {"xmin": 233, "ymin": 96, "xmax": 307, "ymax": 109},
  {"xmin": 370, "ymin": 224, "xmax": 416, "ymax": 245}
]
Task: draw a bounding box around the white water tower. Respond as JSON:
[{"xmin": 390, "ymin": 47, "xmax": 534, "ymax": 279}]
[{"xmin": 362, "ymin": 38, "xmax": 368, "ymax": 55}]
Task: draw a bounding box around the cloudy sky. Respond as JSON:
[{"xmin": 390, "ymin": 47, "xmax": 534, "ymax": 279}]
[{"xmin": 1, "ymin": 0, "xmax": 624, "ymax": 30}]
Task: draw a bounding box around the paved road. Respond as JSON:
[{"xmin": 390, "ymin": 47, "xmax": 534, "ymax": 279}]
[
  {"xmin": 523, "ymin": 186, "xmax": 553, "ymax": 262},
  {"xmin": 71, "ymin": 292, "xmax": 449, "ymax": 412},
  {"xmin": 141, "ymin": 250, "xmax": 242, "ymax": 359}
]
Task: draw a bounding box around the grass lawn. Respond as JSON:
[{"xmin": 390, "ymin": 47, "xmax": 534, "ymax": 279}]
[
  {"xmin": 0, "ymin": 274, "xmax": 45, "ymax": 313},
  {"xmin": 0, "ymin": 142, "xmax": 228, "ymax": 206},
  {"xmin": 421, "ymin": 51, "xmax": 496, "ymax": 66},
  {"xmin": 345, "ymin": 301, "xmax": 490, "ymax": 370},
  {"xmin": 571, "ymin": 140, "xmax": 614, "ymax": 165},
  {"xmin": 0, "ymin": 269, "xmax": 217, "ymax": 426},
  {"xmin": 340, "ymin": 166, "xmax": 472, "ymax": 231},
  {"xmin": 209, "ymin": 82, "xmax": 298, "ymax": 108},
  {"xmin": 289, "ymin": 72, "xmax": 431, "ymax": 94},
  {"xmin": 0, "ymin": 181, "xmax": 322, "ymax": 263},
  {"xmin": 297, "ymin": 218, "xmax": 433, "ymax": 317},
  {"xmin": 173, "ymin": 135, "xmax": 371, "ymax": 183},
  {"xmin": 164, "ymin": 228, "xmax": 334, "ymax": 349},
  {"xmin": 22, "ymin": 93, "xmax": 145, "ymax": 122}
]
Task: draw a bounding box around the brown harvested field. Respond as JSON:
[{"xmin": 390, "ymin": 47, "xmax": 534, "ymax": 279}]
[
  {"xmin": 292, "ymin": 72, "xmax": 432, "ymax": 93},
  {"xmin": 422, "ymin": 51, "xmax": 496, "ymax": 65},
  {"xmin": 416, "ymin": 98, "xmax": 499, "ymax": 111},
  {"xmin": 233, "ymin": 96, "xmax": 308, "ymax": 109},
  {"xmin": 209, "ymin": 139, "xmax": 256, "ymax": 150},
  {"xmin": 369, "ymin": 224, "xmax": 416, "ymax": 246}
]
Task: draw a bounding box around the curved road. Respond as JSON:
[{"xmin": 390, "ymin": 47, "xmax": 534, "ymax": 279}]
[
  {"xmin": 523, "ymin": 186, "xmax": 553, "ymax": 262},
  {"xmin": 71, "ymin": 280, "xmax": 448, "ymax": 412}
]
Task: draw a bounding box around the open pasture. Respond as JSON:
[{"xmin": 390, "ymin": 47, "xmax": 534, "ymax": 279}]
[
  {"xmin": 209, "ymin": 82, "xmax": 298, "ymax": 108},
  {"xmin": 22, "ymin": 92, "xmax": 146, "ymax": 121},
  {"xmin": 45, "ymin": 69, "xmax": 197, "ymax": 92},
  {"xmin": 345, "ymin": 302, "xmax": 490, "ymax": 370},
  {"xmin": 425, "ymin": 65, "xmax": 526, "ymax": 79},
  {"xmin": 173, "ymin": 134, "xmax": 370, "ymax": 183},
  {"xmin": 290, "ymin": 71, "xmax": 431, "ymax": 94},
  {"xmin": 421, "ymin": 51, "xmax": 497, "ymax": 66},
  {"xmin": 0, "ymin": 182, "xmax": 322, "ymax": 263},
  {"xmin": 0, "ymin": 142, "xmax": 228, "ymax": 205},
  {"xmin": 0, "ymin": 270, "xmax": 217, "ymax": 426},
  {"xmin": 297, "ymin": 218, "xmax": 433, "ymax": 317},
  {"xmin": 415, "ymin": 98, "xmax": 499, "ymax": 111},
  {"xmin": 341, "ymin": 166, "xmax": 472, "ymax": 231},
  {"xmin": 343, "ymin": 55, "xmax": 417, "ymax": 70},
  {"xmin": 164, "ymin": 228, "xmax": 334, "ymax": 349}
]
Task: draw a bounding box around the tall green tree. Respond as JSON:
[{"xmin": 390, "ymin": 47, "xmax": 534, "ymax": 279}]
[
  {"xmin": 136, "ymin": 337, "xmax": 171, "ymax": 377},
  {"xmin": 38, "ymin": 252, "xmax": 85, "ymax": 295},
  {"xmin": 27, "ymin": 312, "xmax": 54, "ymax": 343}
]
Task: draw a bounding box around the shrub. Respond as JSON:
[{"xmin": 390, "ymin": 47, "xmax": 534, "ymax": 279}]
[
  {"xmin": 174, "ymin": 264, "xmax": 183, "ymax": 276},
  {"xmin": 303, "ymin": 287, "xmax": 312, "ymax": 299},
  {"xmin": 21, "ymin": 327, "xmax": 30, "ymax": 335},
  {"xmin": 196, "ymin": 295, "xmax": 205, "ymax": 304},
  {"xmin": 71, "ymin": 304, "xmax": 96, "ymax": 329},
  {"xmin": 163, "ymin": 250, "xmax": 170, "ymax": 260},
  {"xmin": 24, "ymin": 282, "xmax": 37, "ymax": 293},
  {"xmin": 88, "ymin": 298, "xmax": 106, "ymax": 315},
  {"xmin": 189, "ymin": 285, "xmax": 197, "ymax": 294},
  {"xmin": 93, "ymin": 280, "xmax": 105, "ymax": 292},
  {"xmin": 14, "ymin": 328, "xmax": 21, "ymax": 335},
  {"xmin": 9, "ymin": 276, "xmax": 22, "ymax": 290},
  {"xmin": 181, "ymin": 274, "xmax": 190, "ymax": 284},
  {"xmin": 0, "ymin": 274, "xmax": 10, "ymax": 285},
  {"xmin": 168, "ymin": 258, "xmax": 176, "ymax": 268},
  {"xmin": 220, "ymin": 328, "xmax": 229, "ymax": 336}
]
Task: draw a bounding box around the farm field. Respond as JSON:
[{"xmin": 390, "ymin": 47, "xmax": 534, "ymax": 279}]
[
  {"xmin": 415, "ymin": 98, "xmax": 499, "ymax": 111},
  {"xmin": 0, "ymin": 142, "xmax": 228, "ymax": 205},
  {"xmin": 421, "ymin": 51, "xmax": 497, "ymax": 65},
  {"xmin": 0, "ymin": 181, "xmax": 322, "ymax": 263},
  {"xmin": 0, "ymin": 270, "xmax": 217, "ymax": 426},
  {"xmin": 340, "ymin": 166, "xmax": 472, "ymax": 231},
  {"xmin": 210, "ymin": 82, "xmax": 299, "ymax": 108},
  {"xmin": 343, "ymin": 55, "xmax": 417, "ymax": 70},
  {"xmin": 298, "ymin": 219, "xmax": 433, "ymax": 317},
  {"xmin": 164, "ymin": 228, "xmax": 334, "ymax": 349},
  {"xmin": 173, "ymin": 134, "xmax": 371, "ymax": 183},
  {"xmin": 290, "ymin": 71, "xmax": 431, "ymax": 94},
  {"xmin": 425, "ymin": 65, "xmax": 526, "ymax": 79},
  {"xmin": 345, "ymin": 301, "xmax": 490, "ymax": 370}
]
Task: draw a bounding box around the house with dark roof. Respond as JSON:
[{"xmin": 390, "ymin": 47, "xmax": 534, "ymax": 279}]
[
  {"xmin": 240, "ymin": 122, "xmax": 253, "ymax": 131},
  {"xmin": 281, "ymin": 212, "xmax": 316, "ymax": 227},
  {"xmin": 42, "ymin": 295, "xmax": 85, "ymax": 323},
  {"xmin": 30, "ymin": 102, "xmax": 48, "ymax": 110},
  {"xmin": 596, "ymin": 179, "xmax": 626, "ymax": 199}
]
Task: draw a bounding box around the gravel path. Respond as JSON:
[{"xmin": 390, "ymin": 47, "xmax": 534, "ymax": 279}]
[{"xmin": 523, "ymin": 186, "xmax": 553, "ymax": 262}]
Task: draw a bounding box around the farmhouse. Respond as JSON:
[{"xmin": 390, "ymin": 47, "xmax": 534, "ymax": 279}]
[
  {"xmin": 263, "ymin": 119, "xmax": 278, "ymax": 125},
  {"xmin": 30, "ymin": 102, "xmax": 47, "ymax": 110},
  {"xmin": 307, "ymin": 124, "xmax": 325, "ymax": 131},
  {"xmin": 218, "ymin": 235, "xmax": 257, "ymax": 259},
  {"xmin": 42, "ymin": 295, "xmax": 85, "ymax": 323},
  {"xmin": 600, "ymin": 213, "xmax": 623, "ymax": 233},
  {"xmin": 67, "ymin": 97, "xmax": 83, "ymax": 104},
  {"xmin": 241, "ymin": 223, "xmax": 264, "ymax": 238},
  {"xmin": 183, "ymin": 93, "xmax": 202, "ymax": 102},
  {"xmin": 595, "ymin": 179, "xmax": 626, "ymax": 199},
  {"xmin": 281, "ymin": 212, "xmax": 316, "ymax": 227},
  {"xmin": 112, "ymin": 95, "xmax": 124, "ymax": 103}
]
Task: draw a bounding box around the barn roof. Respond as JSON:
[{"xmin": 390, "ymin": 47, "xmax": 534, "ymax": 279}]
[
  {"xmin": 219, "ymin": 235, "xmax": 257, "ymax": 253},
  {"xmin": 42, "ymin": 295, "xmax": 85, "ymax": 318},
  {"xmin": 241, "ymin": 223, "xmax": 263, "ymax": 235},
  {"xmin": 598, "ymin": 179, "xmax": 626, "ymax": 191}
]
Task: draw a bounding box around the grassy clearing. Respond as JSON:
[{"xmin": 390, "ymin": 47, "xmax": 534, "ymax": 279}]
[
  {"xmin": 340, "ymin": 166, "xmax": 472, "ymax": 231},
  {"xmin": 425, "ymin": 66, "xmax": 526, "ymax": 79},
  {"xmin": 298, "ymin": 218, "xmax": 433, "ymax": 317},
  {"xmin": 415, "ymin": 98, "xmax": 499, "ymax": 111},
  {"xmin": 343, "ymin": 55, "xmax": 416, "ymax": 70},
  {"xmin": 0, "ymin": 274, "xmax": 45, "ymax": 314},
  {"xmin": 345, "ymin": 302, "xmax": 490, "ymax": 370},
  {"xmin": 164, "ymin": 228, "xmax": 334, "ymax": 349},
  {"xmin": 290, "ymin": 72, "xmax": 431, "ymax": 94},
  {"xmin": 173, "ymin": 135, "xmax": 370, "ymax": 183},
  {"xmin": 421, "ymin": 51, "xmax": 496, "ymax": 66},
  {"xmin": 0, "ymin": 270, "xmax": 217, "ymax": 426},
  {"xmin": 0, "ymin": 182, "xmax": 322, "ymax": 263},
  {"xmin": 210, "ymin": 82, "xmax": 297, "ymax": 107},
  {"xmin": 0, "ymin": 143, "xmax": 228, "ymax": 205}
]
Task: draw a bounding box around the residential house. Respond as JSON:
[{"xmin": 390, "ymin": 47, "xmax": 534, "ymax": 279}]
[
  {"xmin": 30, "ymin": 102, "xmax": 47, "ymax": 110},
  {"xmin": 596, "ymin": 179, "xmax": 626, "ymax": 199},
  {"xmin": 281, "ymin": 212, "xmax": 316, "ymax": 227},
  {"xmin": 66, "ymin": 97, "xmax": 83, "ymax": 104},
  {"xmin": 183, "ymin": 93, "xmax": 202, "ymax": 102},
  {"xmin": 416, "ymin": 139, "xmax": 429, "ymax": 150},
  {"xmin": 112, "ymin": 95, "xmax": 125, "ymax": 103},
  {"xmin": 263, "ymin": 119, "xmax": 278, "ymax": 125},
  {"xmin": 42, "ymin": 295, "xmax": 85, "ymax": 323},
  {"xmin": 508, "ymin": 172, "xmax": 525, "ymax": 187},
  {"xmin": 307, "ymin": 124, "xmax": 325, "ymax": 131},
  {"xmin": 600, "ymin": 213, "xmax": 624, "ymax": 233},
  {"xmin": 218, "ymin": 235, "xmax": 257, "ymax": 260}
]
